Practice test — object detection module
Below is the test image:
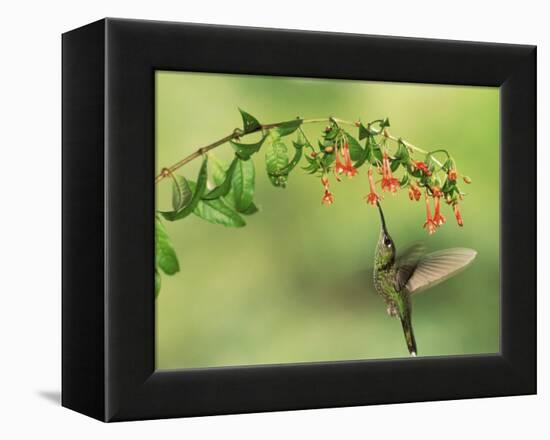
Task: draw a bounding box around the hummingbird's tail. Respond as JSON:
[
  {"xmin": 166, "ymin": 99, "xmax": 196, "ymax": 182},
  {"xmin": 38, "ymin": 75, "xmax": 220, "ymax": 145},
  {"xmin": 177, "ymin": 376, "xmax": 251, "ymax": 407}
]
[{"xmin": 400, "ymin": 316, "xmax": 417, "ymax": 357}]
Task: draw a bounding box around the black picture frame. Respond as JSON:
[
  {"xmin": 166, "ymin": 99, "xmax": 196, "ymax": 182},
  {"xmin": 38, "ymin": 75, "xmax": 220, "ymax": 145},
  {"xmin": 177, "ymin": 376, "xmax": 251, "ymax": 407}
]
[{"xmin": 62, "ymin": 18, "xmax": 536, "ymax": 422}]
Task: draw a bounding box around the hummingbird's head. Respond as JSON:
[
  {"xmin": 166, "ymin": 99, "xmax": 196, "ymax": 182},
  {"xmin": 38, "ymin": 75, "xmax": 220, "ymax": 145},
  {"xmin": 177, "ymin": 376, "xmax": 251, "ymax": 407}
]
[{"xmin": 376, "ymin": 201, "xmax": 396, "ymax": 266}]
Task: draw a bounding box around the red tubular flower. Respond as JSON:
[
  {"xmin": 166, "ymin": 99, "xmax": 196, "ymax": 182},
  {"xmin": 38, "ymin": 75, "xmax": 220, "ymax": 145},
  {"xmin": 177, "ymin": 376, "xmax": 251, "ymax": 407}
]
[
  {"xmin": 364, "ymin": 167, "xmax": 381, "ymax": 205},
  {"xmin": 321, "ymin": 176, "xmax": 334, "ymax": 205},
  {"xmin": 412, "ymin": 160, "xmax": 432, "ymax": 176},
  {"xmin": 432, "ymin": 190, "xmax": 446, "ymax": 226},
  {"xmin": 453, "ymin": 203, "xmax": 464, "ymax": 226},
  {"xmin": 408, "ymin": 184, "xmax": 421, "ymax": 201},
  {"xmin": 341, "ymin": 142, "xmax": 358, "ymax": 178},
  {"xmin": 381, "ymin": 152, "xmax": 400, "ymax": 193},
  {"xmin": 423, "ymin": 191, "xmax": 437, "ymax": 235},
  {"xmin": 334, "ymin": 146, "xmax": 346, "ymax": 177},
  {"xmin": 447, "ymin": 168, "xmax": 457, "ymax": 181},
  {"xmin": 322, "ymin": 190, "xmax": 333, "ymax": 205}
]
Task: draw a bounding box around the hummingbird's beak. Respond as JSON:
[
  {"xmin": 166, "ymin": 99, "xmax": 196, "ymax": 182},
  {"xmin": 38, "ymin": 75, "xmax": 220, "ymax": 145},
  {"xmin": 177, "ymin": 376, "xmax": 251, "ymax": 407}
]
[{"xmin": 376, "ymin": 201, "xmax": 389, "ymax": 235}]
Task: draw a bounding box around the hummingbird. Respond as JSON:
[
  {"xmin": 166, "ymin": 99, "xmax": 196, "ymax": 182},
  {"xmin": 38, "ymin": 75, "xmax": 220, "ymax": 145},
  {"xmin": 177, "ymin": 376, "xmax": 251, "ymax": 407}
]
[{"xmin": 373, "ymin": 201, "xmax": 477, "ymax": 357}]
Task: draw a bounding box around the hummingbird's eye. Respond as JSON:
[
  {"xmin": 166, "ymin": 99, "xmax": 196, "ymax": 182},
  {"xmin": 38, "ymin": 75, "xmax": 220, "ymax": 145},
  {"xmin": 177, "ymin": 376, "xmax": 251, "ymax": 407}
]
[{"xmin": 384, "ymin": 237, "xmax": 392, "ymax": 247}]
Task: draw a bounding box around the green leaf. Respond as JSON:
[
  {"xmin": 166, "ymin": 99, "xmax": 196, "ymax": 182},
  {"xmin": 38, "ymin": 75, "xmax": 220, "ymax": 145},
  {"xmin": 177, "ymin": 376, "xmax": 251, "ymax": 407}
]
[
  {"xmin": 394, "ymin": 140, "xmax": 410, "ymax": 163},
  {"xmin": 323, "ymin": 125, "xmax": 339, "ymax": 141},
  {"xmin": 207, "ymin": 155, "xmax": 256, "ymax": 213},
  {"xmin": 155, "ymin": 217, "xmax": 180, "ymax": 275},
  {"xmin": 319, "ymin": 138, "xmax": 333, "ymax": 149},
  {"xmin": 239, "ymin": 202, "xmax": 259, "ymax": 215},
  {"xmin": 367, "ymin": 137, "xmax": 383, "ymax": 164},
  {"xmin": 362, "ymin": 136, "xmax": 373, "ymax": 161},
  {"xmin": 321, "ymin": 151, "xmax": 335, "ymax": 169},
  {"xmin": 390, "ymin": 157, "xmax": 401, "ymax": 172},
  {"xmin": 274, "ymin": 119, "xmax": 302, "ymax": 137},
  {"xmin": 369, "ymin": 118, "xmax": 390, "ymax": 134},
  {"xmin": 239, "ymin": 108, "xmax": 261, "ymax": 132},
  {"xmin": 231, "ymin": 158, "xmax": 256, "ymax": 211},
  {"xmin": 265, "ymin": 134, "xmax": 289, "ymax": 187},
  {"xmin": 287, "ymin": 141, "xmax": 304, "ymax": 171},
  {"xmin": 155, "ymin": 269, "xmax": 161, "ymax": 298},
  {"xmin": 193, "ymin": 197, "xmax": 246, "ymax": 227},
  {"xmin": 209, "ymin": 154, "xmax": 227, "ymax": 186},
  {"xmin": 171, "ymin": 174, "xmax": 193, "ymax": 212},
  {"xmin": 443, "ymin": 157, "xmax": 456, "ymax": 172},
  {"xmin": 425, "ymin": 154, "xmax": 437, "ymax": 172},
  {"xmin": 203, "ymin": 157, "xmax": 238, "ymax": 200},
  {"xmin": 302, "ymin": 154, "xmax": 321, "ymax": 174},
  {"xmin": 161, "ymin": 157, "xmax": 208, "ymax": 221},
  {"xmin": 353, "ymin": 152, "xmax": 369, "ymax": 168},
  {"xmin": 230, "ymin": 135, "xmax": 267, "ymax": 160},
  {"xmin": 441, "ymin": 177, "xmax": 457, "ymax": 194},
  {"xmin": 271, "ymin": 141, "xmax": 303, "ymax": 176},
  {"xmin": 344, "ymin": 131, "xmax": 365, "ymax": 162},
  {"xmin": 358, "ymin": 122, "xmax": 370, "ymax": 140}
]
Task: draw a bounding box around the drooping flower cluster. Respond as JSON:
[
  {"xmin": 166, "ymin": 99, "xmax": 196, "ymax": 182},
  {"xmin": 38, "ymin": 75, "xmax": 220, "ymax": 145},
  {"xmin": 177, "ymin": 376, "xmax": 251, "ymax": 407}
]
[
  {"xmin": 306, "ymin": 119, "xmax": 470, "ymax": 235},
  {"xmin": 423, "ymin": 187, "xmax": 448, "ymax": 234},
  {"xmin": 334, "ymin": 141, "xmax": 358, "ymax": 179},
  {"xmin": 416, "ymin": 179, "xmax": 465, "ymax": 234}
]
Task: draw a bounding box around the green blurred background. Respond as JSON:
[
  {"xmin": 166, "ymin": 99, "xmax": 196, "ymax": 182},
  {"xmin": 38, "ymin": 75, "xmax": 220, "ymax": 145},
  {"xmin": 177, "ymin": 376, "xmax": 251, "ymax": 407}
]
[{"xmin": 155, "ymin": 71, "xmax": 499, "ymax": 369}]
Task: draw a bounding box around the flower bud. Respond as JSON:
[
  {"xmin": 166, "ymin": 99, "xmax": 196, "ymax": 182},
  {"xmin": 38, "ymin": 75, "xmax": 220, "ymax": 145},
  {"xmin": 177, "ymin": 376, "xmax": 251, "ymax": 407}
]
[
  {"xmin": 324, "ymin": 146, "xmax": 334, "ymax": 154},
  {"xmin": 447, "ymin": 169, "xmax": 458, "ymax": 181},
  {"xmin": 463, "ymin": 175, "xmax": 472, "ymax": 184}
]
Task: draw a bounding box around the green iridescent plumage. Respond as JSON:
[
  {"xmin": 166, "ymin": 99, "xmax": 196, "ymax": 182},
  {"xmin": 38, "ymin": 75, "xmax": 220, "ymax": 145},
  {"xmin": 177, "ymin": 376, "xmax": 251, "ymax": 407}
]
[{"xmin": 372, "ymin": 201, "xmax": 477, "ymax": 356}]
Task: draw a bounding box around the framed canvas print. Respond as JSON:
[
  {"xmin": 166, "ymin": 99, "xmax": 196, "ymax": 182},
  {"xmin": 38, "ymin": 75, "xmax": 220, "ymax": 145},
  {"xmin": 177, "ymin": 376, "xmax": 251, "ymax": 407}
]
[{"xmin": 62, "ymin": 18, "xmax": 536, "ymax": 421}]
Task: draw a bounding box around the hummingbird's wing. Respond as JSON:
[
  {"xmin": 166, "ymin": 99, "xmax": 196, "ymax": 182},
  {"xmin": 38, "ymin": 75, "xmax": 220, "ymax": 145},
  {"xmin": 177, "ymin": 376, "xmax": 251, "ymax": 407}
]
[
  {"xmin": 394, "ymin": 243, "xmax": 426, "ymax": 291},
  {"xmin": 405, "ymin": 248, "xmax": 477, "ymax": 295}
]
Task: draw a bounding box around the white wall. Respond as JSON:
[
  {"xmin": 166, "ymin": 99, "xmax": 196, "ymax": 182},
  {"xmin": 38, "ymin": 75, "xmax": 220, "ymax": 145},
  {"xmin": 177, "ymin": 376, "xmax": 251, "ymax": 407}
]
[{"xmin": 0, "ymin": 0, "xmax": 545, "ymax": 437}]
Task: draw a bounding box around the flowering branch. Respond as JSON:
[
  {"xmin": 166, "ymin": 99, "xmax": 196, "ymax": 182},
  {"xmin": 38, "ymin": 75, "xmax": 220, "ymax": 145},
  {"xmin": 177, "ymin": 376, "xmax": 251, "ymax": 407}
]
[
  {"xmin": 154, "ymin": 109, "xmax": 472, "ymax": 297},
  {"xmin": 156, "ymin": 117, "xmax": 331, "ymax": 184},
  {"xmin": 155, "ymin": 117, "xmax": 436, "ymax": 184}
]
